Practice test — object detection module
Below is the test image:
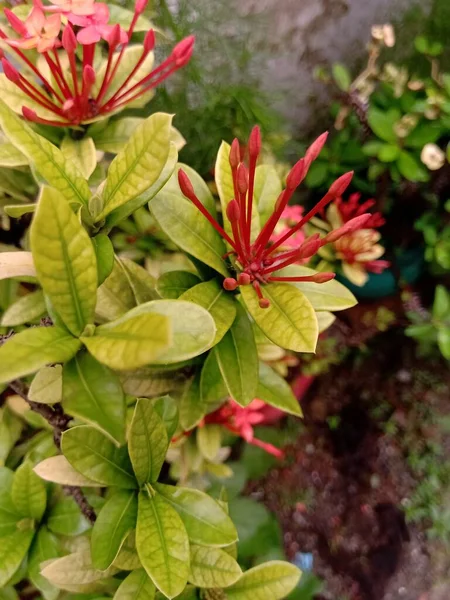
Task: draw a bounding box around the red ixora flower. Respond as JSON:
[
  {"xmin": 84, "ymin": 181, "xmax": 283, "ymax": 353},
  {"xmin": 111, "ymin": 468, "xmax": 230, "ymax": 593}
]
[
  {"xmin": 178, "ymin": 127, "xmax": 372, "ymax": 308},
  {"xmin": 204, "ymin": 399, "xmax": 285, "ymax": 458},
  {"xmin": 1, "ymin": 0, "xmax": 194, "ymax": 126},
  {"xmin": 335, "ymin": 192, "xmax": 385, "ymax": 229}
]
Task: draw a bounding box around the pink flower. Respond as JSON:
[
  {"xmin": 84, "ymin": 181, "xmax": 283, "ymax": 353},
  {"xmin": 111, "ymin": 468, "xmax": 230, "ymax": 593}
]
[
  {"xmin": 271, "ymin": 205, "xmax": 306, "ymax": 253},
  {"xmin": 5, "ymin": 5, "xmax": 61, "ymax": 53},
  {"xmin": 178, "ymin": 129, "xmax": 372, "ymax": 307},
  {"xmin": 46, "ymin": 0, "xmax": 97, "ymax": 17},
  {"xmin": 66, "ymin": 3, "xmax": 127, "ymax": 45}
]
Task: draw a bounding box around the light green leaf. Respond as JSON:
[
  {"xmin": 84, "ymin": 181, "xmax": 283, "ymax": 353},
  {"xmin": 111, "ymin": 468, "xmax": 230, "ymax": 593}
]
[
  {"xmin": 317, "ymin": 311, "xmax": 335, "ymax": 332},
  {"xmin": 91, "ymin": 117, "xmax": 144, "ymax": 154},
  {"xmin": 92, "ymin": 234, "xmax": 115, "ymax": 287},
  {"xmin": 156, "ymin": 270, "xmax": 201, "ymax": 299},
  {"xmin": 29, "ymin": 526, "xmax": 59, "ymax": 600},
  {"xmin": 154, "ymin": 483, "xmax": 237, "ymax": 547},
  {"xmin": 91, "ymin": 489, "xmax": 138, "ymax": 570},
  {"xmin": 215, "ymin": 141, "xmax": 235, "ymax": 241},
  {"xmin": 367, "ymin": 107, "xmax": 398, "ymax": 144},
  {"xmin": 0, "ymin": 290, "xmax": 46, "ymax": 327},
  {"xmin": 29, "ymin": 365, "xmax": 62, "ymax": 404},
  {"xmin": 197, "ymin": 425, "xmax": 222, "ymax": 461},
  {"xmin": 136, "ymin": 489, "xmax": 189, "ymax": 599},
  {"xmin": 95, "ymin": 257, "xmax": 137, "ymax": 322},
  {"xmin": 63, "ymin": 353, "xmax": 126, "ymax": 445},
  {"xmin": 180, "ymin": 279, "xmax": 237, "ymax": 345},
  {"xmin": 179, "ymin": 373, "xmax": 205, "ymax": 431},
  {"xmin": 0, "ymin": 99, "xmax": 90, "ymax": 205},
  {"xmin": 225, "ymin": 561, "xmax": 301, "ymax": 599},
  {"xmin": 98, "ymin": 113, "xmax": 174, "ymax": 220},
  {"xmin": 332, "ymin": 63, "xmax": 351, "ymax": 91},
  {"xmin": 437, "ymin": 327, "xmax": 450, "ymax": 360},
  {"xmin": 240, "ymin": 283, "xmax": 318, "ymax": 352},
  {"xmin": 254, "ymin": 165, "xmax": 282, "ymax": 226},
  {"xmin": 47, "ymin": 496, "xmax": 92, "ymax": 537},
  {"xmin": 257, "ymin": 362, "xmax": 301, "ymax": 417},
  {"xmin": 0, "ymin": 142, "xmax": 28, "ymax": 168},
  {"xmin": 119, "ymin": 258, "xmax": 157, "ymax": 305},
  {"xmin": 188, "ymin": 544, "xmax": 242, "ymax": 588},
  {"xmin": 3, "ymin": 203, "xmax": 37, "ymax": 218},
  {"xmin": 31, "ymin": 186, "xmax": 97, "ymax": 336},
  {"xmin": 12, "ymin": 461, "xmax": 46, "ymax": 521},
  {"xmin": 200, "ymin": 350, "xmax": 228, "ymax": 407},
  {"xmin": 398, "ymin": 151, "xmax": 429, "ymax": 182},
  {"xmin": 0, "ymin": 326, "xmax": 81, "ymax": 385},
  {"xmin": 34, "ymin": 455, "xmax": 100, "ymax": 487},
  {"xmin": 61, "ymin": 426, "xmax": 136, "ymax": 488},
  {"xmin": 107, "ymin": 4, "xmax": 153, "ymax": 30},
  {"xmin": 278, "ymin": 265, "xmax": 357, "ymax": 310},
  {"xmin": 60, "ymin": 136, "xmax": 97, "ymax": 179},
  {"xmin": 214, "ymin": 302, "xmax": 258, "ymax": 406},
  {"xmin": 433, "ymin": 285, "xmax": 450, "ymax": 320},
  {"xmin": 150, "ymin": 191, "xmax": 228, "ymax": 277},
  {"xmin": 40, "ymin": 550, "xmax": 117, "ymax": 591},
  {"xmin": 0, "ymin": 529, "xmax": 35, "ymax": 587},
  {"xmin": 114, "ymin": 299, "xmax": 216, "ymax": 365},
  {"xmin": 378, "ymin": 143, "xmax": 401, "ymax": 162},
  {"xmin": 114, "ymin": 568, "xmax": 156, "ymax": 600},
  {"xmin": 81, "ymin": 312, "xmax": 171, "ymax": 371},
  {"xmin": 0, "ymin": 73, "xmax": 61, "ymax": 123},
  {"xmin": 113, "ymin": 531, "xmax": 141, "ymax": 571},
  {"xmin": 129, "ymin": 398, "xmax": 169, "ymax": 485},
  {"xmin": 151, "ymin": 395, "xmax": 179, "ymax": 441}
]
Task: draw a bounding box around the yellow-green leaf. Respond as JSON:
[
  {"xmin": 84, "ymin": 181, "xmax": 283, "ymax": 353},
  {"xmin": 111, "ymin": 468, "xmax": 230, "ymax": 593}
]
[
  {"xmin": 188, "ymin": 544, "xmax": 242, "ymax": 588},
  {"xmin": 225, "ymin": 561, "xmax": 302, "ymax": 599},
  {"xmin": 0, "ymin": 142, "xmax": 28, "ymax": 168},
  {"xmin": 0, "ymin": 327, "xmax": 81, "ymax": 385},
  {"xmin": 240, "ymin": 283, "xmax": 318, "ymax": 352},
  {"xmin": 31, "ymin": 187, "xmax": 97, "ymax": 336},
  {"xmin": 0, "ymin": 529, "xmax": 35, "ymax": 587},
  {"xmin": 113, "ymin": 568, "xmax": 155, "ymax": 600},
  {"xmin": 156, "ymin": 270, "xmax": 201, "ymax": 299},
  {"xmin": 60, "ymin": 136, "xmax": 97, "ymax": 179},
  {"xmin": 0, "ymin": 290, "xmax": 46, "ymax": 327},
  {"xmin": 12, "ymin": 461, "xmax": 47, "ymax": 521},
  {"xmin": 0, "ymin": 99, "xmax": 90, "ymax": 205},
  {"xmin": 317, "ymin": 311, "xmax": 335, "ymax": 333},
  {"xmin": 91, "ymin": 117, "xmax": 144, "ymax": 154},
  {"xmin": 254, "ymin": 165, "xmax": 283, "ymax": 226},
  {"xmin": 257, "ymin": 362, "xmax": 302, "ymax": 417},
  {"xmin": 29, "ymin": 365, "xmax": 62, "ymax": 404},
  {"xmin": 40, "ymin": 550, "xmax": 117, "ymax": 591},
  {"xmin": 136, "ymin": 489, "xmax": 189, "ymax": 599}
]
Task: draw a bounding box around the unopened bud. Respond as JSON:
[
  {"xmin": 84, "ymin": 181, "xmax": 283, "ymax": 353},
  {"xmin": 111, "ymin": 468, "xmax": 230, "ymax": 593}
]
[
  {"xmin": 237, "ymin": 273, "xmax": 251, "ymax": 285},
  {"xmin": 22, "ymin": 107, "xmax": 38, "ymax": 122},
  {"xmin": 178, "ymin": 169, "xmax": 196, "ymax": 201},
  {"xmin": 223, "ymin": 278, "xmax": 238, "ymax": 291},
  {"xmin": 2, "ymin": 59, "xmax": 20, "ymax": 83},
  {"xmin": 172, "ymin": 35, "xmax": 195, "ymax": 67},
  {"xmin": 62, "ymin": 24, "xmax": 77, "ymax": 53},
  {"xmin": 83, "ymin": 65, "xmax": 96, "ymax": 87},
  {"xmin": 237, "ymin": 164, "xmax": 248, "ymax": 195},
  {"xmin": 323, "ymin": 214, "xmax": 372, "ymax": 244},
  {"xmin": 286, "ymin": 158, "xmax": 306, "ymax": 190},
  {"xmin": 259, "ymin": 298, "xmax": 271, "ymax": 309},
  {"xmin": 310, "ymin": 272, "xmax": 336, "ymax": 283},
  {"xmin": 248, "ymin": 125, "xmax": 262, "ymax": 159},
  {"xmin": 135, "ymin": 0, "xmax": 148, "ymax": 14},
  {"xmin": 305, "ymin": 132, "xmax": 328, "ymax": 165},
  {"xmin": 329, "ymin": 171, "xmax": 354, "ymax": 197},
  {"xmin": 144, "ymin": 29, "xmax": 156, "ymax": 53},
  {"xmin": 298, "ymin": 233, "xmax": 321, "ymax": 258},
  {"xmin": 4, "ymin": 9, "xmax": 28, "ymax": 36},
  {"xmin": 226, "ymin": 199, "xmax": 240, "ymax": 223},
  {"xmin": 107, "ymin": 23, "xmax": 122, "ymax": 49},
  {"xmin": 229, "ymin": 138, "xmax": 240, "ymax": 169}
]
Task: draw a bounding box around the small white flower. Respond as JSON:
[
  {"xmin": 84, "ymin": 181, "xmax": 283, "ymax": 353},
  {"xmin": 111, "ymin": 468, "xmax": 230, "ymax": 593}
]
[{"xmin": 421, "ymin": 143, "xmax": 446, "ymax": 170}]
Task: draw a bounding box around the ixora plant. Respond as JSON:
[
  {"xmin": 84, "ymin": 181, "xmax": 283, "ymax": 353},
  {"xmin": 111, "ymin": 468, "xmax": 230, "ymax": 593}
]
[{"xmin": 0, "ymin": 2, "xmax": 366, "ymax": 599}]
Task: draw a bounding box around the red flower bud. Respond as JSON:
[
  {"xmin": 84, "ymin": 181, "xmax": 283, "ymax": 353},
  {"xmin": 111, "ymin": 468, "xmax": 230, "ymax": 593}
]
[
  {"xmin": 107, "ymin": 24, "xmax": 123, "ymax": 49},
  {"xmin": 237, "ymin": 273, "xmax": 251, "ymax": 285},
  {"xmin": 226, "ymin": 199, "xmax": 240, "ymax": 222},
  {"xmin": 259, "ymin": 298, "xmax": 271, "ymax": 309},
  {"xmin": 310, "ymin": 272, "xmax": 336, "ymax": 283},
  {"xmin": 248, "ymin": 125, "xmax": 262, "ymax": 159},
  {"xmin": 2, "ymin": 59, "xmax": 20, "ymax": 83},
  {"xmin": 22, "ymin": 107, "xmax": 38, "ymax": 122},
  {"xmin": 144, "ymin": 29, "xmax": 156, "ymax": 53},
  {"xmin": 223, "ymin": 278, "xmax": 238, "ymax": 291},
  {"xmin": 329, "ymin": 171, "xmax": 354, "ymax": 197},
  {"xmin": 83, "ymin": 65, "xmax": 96, "ymax": 87},
  {"xmin": 305, "ymin": 132, "xmax": 328, "ymax": 165},
  {"xmin": 178, "ymin": 169, "xmax": 196, "ymax": 201},
  {"xmin": 4, "ymin": 9, "xmax": 27, "ymax": 36},
  {"xmin": 172, "ymin": 35, "xmax": 195, "ymax": 67},
  {"xmin": 237, "ymin": 164, "xmax": 248, "ymax": 195},
  {"xmin": 286, "ymin": 158, "xmax": 306, "ymax": 190},
  {"xmin": 62, "ymin": 24, "xmax": 77, "ymax": 53},
  {"xmin": 135, "ymin": 0, "xmax": 148, "ymax": 15},
  {"xmin": 229, "ymin": 138, "xmax": 240, "ymax": 169},
  {"xmin": 298, "ymin": 233, "xmax": 321, "ymax": 258}
]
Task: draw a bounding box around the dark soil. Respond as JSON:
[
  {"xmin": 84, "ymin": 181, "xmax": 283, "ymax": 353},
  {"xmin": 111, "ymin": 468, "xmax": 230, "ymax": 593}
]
[{"xmin": 247, "ymin": 304, "xmax": 450, "ymax": 600}]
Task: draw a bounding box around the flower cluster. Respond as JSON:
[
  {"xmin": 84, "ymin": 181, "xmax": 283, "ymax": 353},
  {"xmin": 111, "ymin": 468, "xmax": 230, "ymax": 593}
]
[
  {"xmin": 323, "ymin": 192, "xmax": 389, "ymax": 286},
  {"xmin": 178, "ymin": 127, "xmax": 372, "ymax": 307},
  {"xmin": 0, "ymin": 0, "xmax": 194, "ymax": 126}
]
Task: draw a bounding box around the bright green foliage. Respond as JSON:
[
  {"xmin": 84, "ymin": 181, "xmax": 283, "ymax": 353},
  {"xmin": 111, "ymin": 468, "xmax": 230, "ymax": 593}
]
[
  {"xmin": 156, "ymin": 271, "xmax": 202, "ymax": 299},
  {"xmin": 188, "ymin": 545, "xmax": 242, "ymax": 588},
  {"xmin": 257, "ymin": 362, "xmax": 302, "ymax": 417},
  {"xmin": 0, "ymin": 291, "xmax": 46, "ymax": 327},
  {"xmin": 11, "ymin": 462, "xmax": 46, "ymax": 521},
  {"xmin": 225, "ymin": 561, "xmax": 302, "ymax": 599},
  {"xmin": 113, "ymin": 568, "xmax": 156, "ymax": 600},
  {"xmin": 29, "ymin": 366, "xmax": 62, "ymax": 404},
  {"xmin": 60, "ymin": 136, "xmax": 97, "ymax": 179}
]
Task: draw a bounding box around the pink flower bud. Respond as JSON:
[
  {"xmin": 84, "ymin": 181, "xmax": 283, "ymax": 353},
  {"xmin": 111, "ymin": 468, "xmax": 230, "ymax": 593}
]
[
  {"xmin": 4, "ymin": 9, "xmax": 28, "ymax": 36},
  {"xmin": 172, "ymin": 35, "xmax": 195, "ymax": 67},
  {"xmin": 343, "ymin": 213, "xmax": 372, "ymax": 233},
  {"xmin": 259, "ymin": 298, "xmax": 271, "ymax": 309},
  {"xmin": 237, "ymin": 164, "xmax": 248, "ymax": 195},
  {"xmin": 2, "ymin": 59, "xmax": 20, "ymax": 83},
  {"xmin": 310, "ymin": 272, "xmax": 336, "ymax": 283},
  {"xmin": 298, "ymin": 233, "xmax": 321, "ymax": 258},
  {"xmin": 305, "ymin": 132, "xmax": 328, "ymax": 165},
  {"xmin": 178, "ymin": 169, "xmax": 196, "ymax": 201},
  {"xmin": 223, "ymin": 278, "xmax": 238, "ymax": 291},
  {"xmin": 229, "ymin": 138, "xmax": 240, "ymax": 169},
  {"xmin": 237, "ymin": 272, "xmax": 251, "ymax": 285},
  {"xmin": 329, "ymin": 171, "xmax": 354, "ymax": 197},
  {"xmin": 22, "ymin": 107, "xmax": 38, "ymax": 122},
  {"xmin": 286, "ymin": 158, "xmax": 306, "ymax": 190},
  {"xmin": 226, "ymin": 199, "xmax": 240, "ymax": 222},
  {"xmin": 107, "ymin": 24, "xmax": 123, "ymax": 49},
  {"xmin": 135, "ymin": 0, "xmax": 148, "ymax": 14},
  {"xmin": 144, "ymin": 29, "xmax": 156, "ymax": 53},
  {"xmin": 62, "ymin": 24, "xmax": 77, "ymax": 53},
  {"xmin": 248, "ymin": 125, "xmax": 262, "ymax": 159},
  {"xmin": 83, "ymin": 65, "xmax": 96, "ymax": 87}
]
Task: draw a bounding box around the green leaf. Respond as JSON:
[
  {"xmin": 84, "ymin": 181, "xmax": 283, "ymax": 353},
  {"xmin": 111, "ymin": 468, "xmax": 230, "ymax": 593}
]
[
  {"xmin": 91, "ymin": 489, "xmax": 138, "ymax": 570},
  {"xmin": 114, "ymin": 300, "xmax": 216, "ymax": 365},
  {"xmin": 63, "ymin": 352, "xmax": 126, "ymax": 445},
  {"xmin": 154, "ymin": 483, "xmax": 238, "ymax": 547},
  {"xmin": 0, "ymin": 290, "xmax": 46, "ymax": 327},
  {"xmin": 60, "ymin": 136, "xmax": 97, "ymax": 179},
  {"xmin": 214, "ymin": 302, "xmax": 258, "ymax": 406},
  {"xmin": 254, "ymin": 165, "xmax": 283, "ymax": 226},
  {"xmin": 150, "ymin": 189, "xmax": 228, "ymax": 277},
  {"xmin": 129, "ymin": 398, "xmax": 169, "ymax": 485},
  {"xmin": 197, "ymin": 425, "xmax": 222, "ymax": 461},
  {"xmin": 433, "ymin": 285, "xmax": 450, "ymax": 320},
  {"xmin": 95, "ymin": 257, "xmax": 137, "ymax": 321},
  {"xmin": 215, "ymin": 141, "xmax": 235, "ymax": 241},
  {"xmin": 156, "ymin": 270, "xmax": 201, "ymax": 299},
  {"xmin": 3, "ymin": 203, "xmax": 37, "ymax": 218},
  {"xmin": 81, "ymin": 312, "xmax": 171, "ymax": 371},
  {"xmin": 107, "ymin": 5, "xmax": 153, "ymax": 30},
  {"xmin": 151, "ymin": 395, "xmax": 179, "ymax": 440},
  {"xmin": 0, "ymin": 142, "xmax": 27, "ymax": 168},
  {"xmin": 34, "ymin": 455, "xmax": 100, "ymax": 487},
  {"xmin": 179, "ymin": 373, "xmax": 205, "ymax": 430},
  {"xmin": 0, "ymin": 326, "xmax": 81, "ymax": 385},
  {"xmin": 367, "ymin": 107, "xmax": 398, "ymax": 143},
  {"xmin": 98, "ymin": 113, "xmax": 174, "ymax": 221},
  {"xmin": 0, "ymin": 529, "xmax": 35, "ymax": 587},
  {"xmin": 61, "ymin": 426, "xmax": 136, "ymax": 488},
  {"xmin": 332, "ymin": 63, "xmax": 351, "ymax": 91},
  {"xmin": 437, "ymin": 327, "xmax": 450, "ymax": 360},
  {"xmin": 40, "ymin": 550, "xmax": 117, "ymax": 591},
  {"xmin": 225, "ymin": 561, "xmax": 301, "ymax": 599},
  {"xmin": 137, "ymin": 489, "xmax": 189, "ymax": 598},
  {"xmin": 91, "ymin": 117, "xmax": 144, "ymax": 154},
  {"xmin": 305, "ymin": 161, "xmax": 328, "ymax": 188},
  {"xmin": 240, "ymin": 283, "xmax": 318, "ymax": 352},
  {"xmin": 317, "ymin": 310, "xmax": 336, "ymax": 333},
  {"xmin": 120, "ymin": 258, "xmax": 157, "ymax": 305},
  {"xmin": 29, "ymin": 526, "xmax": 59, "ymax": 600},
  {"xmin": 0, "ymin": 100, "xmax": 90, "ymax": 206},
  {"xmin": 31, "ymin": 186, "xmax": 98, "ymax": 336},
  {"xmin": 47, "ymin": 496, "xmax": 92, "ymax": 536},
  {"xmin": 180, "ymin": 279, "xmax": 236, "ymax": 345},
  {"xmin": 0, "ymin": 73, "xmax": 59, "ymax": 123},
  {"xmin": 29, "ymin": 365, "xmax": 62, "ymax": 404},
  {"xmin": 257, "ymin": 362, "xmax": 302, "ymax": 416},
  {"xmin": 113, "ymin": 568, "xmax": 156, "ymax": 600},
  {"xmin": 200, "ymin": 350, "xmax": 228, "ymax": 407},
  {"xmin": 113, "ymin": 530, "xmax": 142, "ymax": 570},
  {"xmin": 378, "ymin": 144, "xmax": 401, "ymax": 162},
  {"xmin": 397, "ymin": 151, "xmax": 429, "ymax": 182},
  {"xmin": 92, "ymin": 235, "xmax": 115, "ymax": 287},
  {"xmin": 188, "ymin": 544, "xmax": 242, "ymax": 588},
  {"xmin": 12, "ymin": 461, "xmax": 46, "ymax": 521}
]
